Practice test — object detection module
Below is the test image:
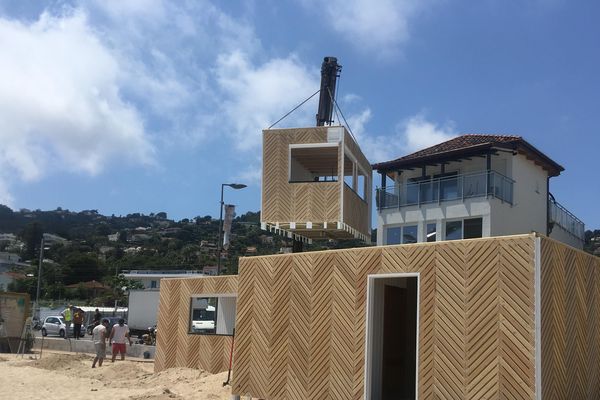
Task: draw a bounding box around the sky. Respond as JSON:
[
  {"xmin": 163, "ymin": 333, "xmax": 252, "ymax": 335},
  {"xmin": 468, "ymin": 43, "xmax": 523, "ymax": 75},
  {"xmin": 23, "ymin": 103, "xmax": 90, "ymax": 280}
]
[{"xmin": 0, "ymin": 0, "xmax": 598, "ymax": 229}]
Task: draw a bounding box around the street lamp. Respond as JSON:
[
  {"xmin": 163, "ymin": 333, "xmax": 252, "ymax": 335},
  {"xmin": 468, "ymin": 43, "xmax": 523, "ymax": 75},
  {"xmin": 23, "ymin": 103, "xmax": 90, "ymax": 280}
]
[
  {"xmin": 217, "ymin": 183, "xmax": 247, "ymax": 275},
  {"xmin": 34, "ymin": 236, "xmax": 45, "ymax": 323}
]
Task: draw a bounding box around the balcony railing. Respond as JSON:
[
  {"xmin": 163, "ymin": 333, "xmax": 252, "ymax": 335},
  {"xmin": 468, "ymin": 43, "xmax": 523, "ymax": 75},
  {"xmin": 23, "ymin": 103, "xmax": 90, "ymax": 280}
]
[
  {"xmin": 376, "ymin": 170, "xmax": 514, "ymax": 210},
  {"xmin": 548, "ymin": 197, "xmax": 585, "ymax": 240}
]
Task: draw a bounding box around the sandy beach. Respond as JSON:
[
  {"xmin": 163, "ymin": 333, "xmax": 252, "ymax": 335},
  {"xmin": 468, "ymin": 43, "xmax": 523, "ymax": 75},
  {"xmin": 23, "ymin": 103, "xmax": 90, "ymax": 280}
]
[{"xmin": 0, "ymin": 352, "xmax": 232, "ymax": 400}]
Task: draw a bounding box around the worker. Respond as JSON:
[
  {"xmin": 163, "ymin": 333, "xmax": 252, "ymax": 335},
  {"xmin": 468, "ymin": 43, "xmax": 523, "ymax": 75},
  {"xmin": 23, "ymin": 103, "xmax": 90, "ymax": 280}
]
[
  {"xmin": 72, "ymin": 307, "xmax": 84, "ymax": 339},
  {"xmin": 61, "ymin": 305, "xmax": 73, "ymax": 339}
]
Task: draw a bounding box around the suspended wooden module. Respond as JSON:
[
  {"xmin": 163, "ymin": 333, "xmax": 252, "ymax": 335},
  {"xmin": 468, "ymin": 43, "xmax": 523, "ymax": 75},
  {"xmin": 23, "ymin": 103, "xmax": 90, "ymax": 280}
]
[{"xmin": 261, "ymin": 125, "xmax": 372, "ymax": 242}]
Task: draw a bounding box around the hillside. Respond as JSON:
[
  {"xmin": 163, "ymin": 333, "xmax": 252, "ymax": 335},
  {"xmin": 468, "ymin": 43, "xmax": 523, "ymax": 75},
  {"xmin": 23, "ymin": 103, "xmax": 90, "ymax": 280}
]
[{"xmin": 0, "ymin": 205, "xmax": 371, "ymax": 305}]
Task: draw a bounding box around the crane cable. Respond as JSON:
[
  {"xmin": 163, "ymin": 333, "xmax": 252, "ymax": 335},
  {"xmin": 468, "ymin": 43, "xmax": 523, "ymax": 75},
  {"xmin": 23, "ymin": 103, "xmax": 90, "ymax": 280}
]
[{"xmin": 267, "ymin": 89, "xmax": 320, "ymax": 129}]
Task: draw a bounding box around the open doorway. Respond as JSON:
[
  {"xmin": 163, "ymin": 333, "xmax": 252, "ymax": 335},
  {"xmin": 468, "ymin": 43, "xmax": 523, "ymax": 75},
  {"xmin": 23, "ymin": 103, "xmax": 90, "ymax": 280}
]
[{"xmin": 365, "ymin": 274, "xmax": 419, "ymax": 400}]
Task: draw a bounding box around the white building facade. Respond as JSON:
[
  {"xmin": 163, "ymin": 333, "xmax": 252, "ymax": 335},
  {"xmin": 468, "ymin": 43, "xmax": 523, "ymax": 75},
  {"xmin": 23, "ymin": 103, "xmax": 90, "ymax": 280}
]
[
  {"xmin": 122, "ymin": 269, "xmax": 205, "ymax": 289},
  {"xmin": 374, "ymin": 135, "xmax": 585, "ymax": 249}
]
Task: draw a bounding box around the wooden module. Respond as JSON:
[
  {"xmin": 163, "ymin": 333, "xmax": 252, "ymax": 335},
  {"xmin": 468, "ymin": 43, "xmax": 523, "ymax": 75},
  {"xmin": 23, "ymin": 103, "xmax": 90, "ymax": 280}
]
[
  {"xmin": 231, "ymin": 234, "xmax": 600, "ymax": 399},
  {"xmin": 154, "ymin": 275, "xmax": 237, "ymax": 374},
  {"xmin": 261, "ymin": 126, "xmax": 371, "ymax": 242},
  {"xmin": 540, "ymin": 237, "xmax": 600, "ymax": 398}
]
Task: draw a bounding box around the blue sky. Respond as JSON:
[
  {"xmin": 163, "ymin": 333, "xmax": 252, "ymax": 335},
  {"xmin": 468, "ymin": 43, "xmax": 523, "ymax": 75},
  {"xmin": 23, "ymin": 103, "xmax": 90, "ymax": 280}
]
[{"xmin": 0, "ymin": 0, "xmax": 598, "ymax": 229}]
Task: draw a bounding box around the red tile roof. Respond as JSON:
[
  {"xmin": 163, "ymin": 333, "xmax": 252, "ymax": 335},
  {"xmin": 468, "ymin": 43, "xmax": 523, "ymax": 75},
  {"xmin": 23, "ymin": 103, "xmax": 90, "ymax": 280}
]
[{"xmin": 372, "ymin": 134, "xmax": 563, "ymax": 176}]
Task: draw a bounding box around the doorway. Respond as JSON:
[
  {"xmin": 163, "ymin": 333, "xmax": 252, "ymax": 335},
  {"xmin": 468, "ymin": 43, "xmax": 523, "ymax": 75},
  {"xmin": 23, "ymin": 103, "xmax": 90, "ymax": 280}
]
[{"xmin": 365, "ymin": 274, "xmax": 419, "ymax": 400}]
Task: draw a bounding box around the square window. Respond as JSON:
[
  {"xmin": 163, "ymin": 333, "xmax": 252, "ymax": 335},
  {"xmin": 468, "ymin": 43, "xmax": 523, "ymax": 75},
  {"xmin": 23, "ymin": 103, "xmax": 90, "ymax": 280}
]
[
  {"xmin": 290, "ymin": 146, "xmax": 338, "ymax": 182},
  {"xmin": 402, "ymin": 225, "xmax": 418, "ymax": 244},
  {"xmin": 463, "ymin": 218, "xmax": 483, "ymax": 239},
  {"xmin": 189, "ymin": 296, "xmax": 236, "ymax": 335},
  {"xmin": 386, "ymin": 227, "xmax": 401, "ymax": 245},
  {"xmin": 445, "ymin": 221, "xmax": 462, "ymax": 241}
]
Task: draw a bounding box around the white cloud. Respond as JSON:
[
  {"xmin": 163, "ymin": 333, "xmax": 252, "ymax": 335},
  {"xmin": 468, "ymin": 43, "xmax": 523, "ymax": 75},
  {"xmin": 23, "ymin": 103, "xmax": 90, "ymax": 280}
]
[
  {"xmin": 400, "ymin": 114, "xmax": 457, "ymax": 152},
  {"xmin": 215, "ymin": 51, "xmax": 320, "ymax": 150},
  {"xmin": 234, "ymin": 163, "xmax": 263, "ymax": 187},
  {"xmin": 0, "ymin": 178, "xmax": 14, "ymax": 207},
  {"xmin": 349, "ymin": 111, "xmax": 456, "ymax": 163},
  {"xmin": 302, "ymin": 0, "xmax": 429, "ymax": 56},
  {"xmin": 0, "ymin": 11, "xmax": 154, "ymax": 195}
]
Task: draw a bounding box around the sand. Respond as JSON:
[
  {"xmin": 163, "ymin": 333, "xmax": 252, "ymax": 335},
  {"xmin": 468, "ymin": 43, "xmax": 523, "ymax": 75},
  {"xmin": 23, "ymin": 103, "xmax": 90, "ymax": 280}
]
[{"xmin": 0, "ymin": 352, "xmax": 234, "ymax": 400}]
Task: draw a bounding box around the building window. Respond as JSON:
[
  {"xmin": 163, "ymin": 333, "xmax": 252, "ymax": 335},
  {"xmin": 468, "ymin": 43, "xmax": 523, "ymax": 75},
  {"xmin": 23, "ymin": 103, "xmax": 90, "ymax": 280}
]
[
  {"xmin": 289, "ymin": 145, "xmax": 338, "ymax": 182},
  {"xmin": 464, "ymin": 218, "xmax": 483, "ymax": 239},
  {"xmin": 150, "ymin": 280, "xmax": 157, "ymax": 289},
  {"xmin": 386, "ymin": 225, "xmax": 418, "ymax": 245},
  {"xmin": 445, "ymin": 221, "xmax": 462, "ymax": 241},
  {"xmin": 403, "ymin": 225, "xmax": 418, "ymax": 244},
  {"xmin": 386, "ymin": 227, "xmax": 401, "ymax": 245},
  {"xmin": 189, "ymin": 296, "xmax": 236, "ymax": 336},
  {"xmin": 445, "ymin": 218, "xmax": 483, "ymax": 240},
  {"xmin": 426, "ymin": 223, "xmax": 437, "ymax": 242}
]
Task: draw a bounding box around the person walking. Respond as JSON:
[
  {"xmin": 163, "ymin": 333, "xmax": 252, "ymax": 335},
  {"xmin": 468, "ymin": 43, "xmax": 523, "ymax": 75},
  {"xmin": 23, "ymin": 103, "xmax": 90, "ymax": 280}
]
[
  {"xmin": 109, "ymin": 318, "xmax": 132, "ymax": 362},
  {"xmin": 72, "ymin": 307, "xmax": 84, "ymax": 339},
  {"xmin": 60, "ymin": 305, "xmax": 73, "ymax": 339},
  {"xmin": 92, "ymin": 318, "xmax": 109, "ymax": 368},
  {"xmin": 93, "ymin": 308, "xmax": 102, "ymax": 327}
]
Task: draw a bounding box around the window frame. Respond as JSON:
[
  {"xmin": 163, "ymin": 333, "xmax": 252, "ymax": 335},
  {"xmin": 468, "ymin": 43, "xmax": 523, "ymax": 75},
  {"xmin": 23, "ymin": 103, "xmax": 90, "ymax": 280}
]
[
  {"xmin": 288, "ymin": 143, "xmax": 339, "ymax": 183},
  {"xmin": 188, "ymin": 294, "xmax": 237, "ymax": 336},
  {"xmin": 385, "ymin": 224, "xmax": 419, "ymax": 245},
  {"xmin": 444, "ymin": 217, "xmax": 483, "ymax": 241}
]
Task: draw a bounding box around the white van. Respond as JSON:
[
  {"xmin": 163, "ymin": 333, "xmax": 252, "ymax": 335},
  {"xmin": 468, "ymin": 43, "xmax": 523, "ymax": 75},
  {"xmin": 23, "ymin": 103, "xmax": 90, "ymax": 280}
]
[{"xmin": 191, "ymin": 305, "xmax": 215, "ymax": 333}]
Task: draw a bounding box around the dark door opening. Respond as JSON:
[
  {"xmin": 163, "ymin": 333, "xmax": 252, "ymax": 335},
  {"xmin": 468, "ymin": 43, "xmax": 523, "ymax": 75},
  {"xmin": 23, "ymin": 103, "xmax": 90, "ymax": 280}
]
[{"xmin": 367, "ymin": 276, "xmax": 418, "ymax": 400}]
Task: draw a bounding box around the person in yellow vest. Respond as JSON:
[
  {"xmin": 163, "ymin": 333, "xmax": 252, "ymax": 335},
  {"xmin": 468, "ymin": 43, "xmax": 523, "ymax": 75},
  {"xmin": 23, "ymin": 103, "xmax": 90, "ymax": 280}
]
[{"xmin": 61, "ymin": 305, "xmax": 73, "ymax": 339}]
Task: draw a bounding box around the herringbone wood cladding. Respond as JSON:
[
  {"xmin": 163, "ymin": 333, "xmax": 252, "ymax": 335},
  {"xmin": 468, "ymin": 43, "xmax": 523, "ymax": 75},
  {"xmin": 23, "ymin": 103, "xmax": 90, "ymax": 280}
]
[
  {"xmin": 154, "ymin": 276, "xmax": 237, "ymax": 374},
  {"xmin": 233, "ymin": 235, "xmax": 538, "ymax": 399},
  {"xmin": 541, "ymin": 237, "xmax": 600, "ymax": 399}
]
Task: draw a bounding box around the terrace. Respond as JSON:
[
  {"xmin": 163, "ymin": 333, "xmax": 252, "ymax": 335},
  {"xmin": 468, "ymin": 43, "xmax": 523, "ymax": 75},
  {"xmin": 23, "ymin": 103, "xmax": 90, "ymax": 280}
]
[{"xmin": 376, "ymin": 169, "xmax": 514, "ymax": 210}]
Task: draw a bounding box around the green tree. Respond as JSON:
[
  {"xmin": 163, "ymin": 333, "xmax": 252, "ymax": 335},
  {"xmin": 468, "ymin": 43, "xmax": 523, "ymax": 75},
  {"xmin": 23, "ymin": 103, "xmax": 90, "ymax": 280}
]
[{"xmin": 64, "ymin": 252, "xmax": 103, "ymax": 284}]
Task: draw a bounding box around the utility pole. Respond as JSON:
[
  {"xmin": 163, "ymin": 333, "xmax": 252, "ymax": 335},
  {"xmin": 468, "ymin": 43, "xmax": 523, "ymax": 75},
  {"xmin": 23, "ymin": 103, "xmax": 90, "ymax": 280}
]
[{"xmin": 34, "ymin": 236, "xmax": 44, "ymax": 322}]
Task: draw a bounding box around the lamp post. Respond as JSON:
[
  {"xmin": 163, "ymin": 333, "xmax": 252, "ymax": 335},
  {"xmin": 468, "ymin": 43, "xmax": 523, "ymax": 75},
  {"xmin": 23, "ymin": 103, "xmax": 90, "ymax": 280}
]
[
  {"xmin": 34, "ymin": 236, "xmax": 44, "ymax": 322},
  {"xmin": 217, "ymin": 183, "xmax": 247, "ymax": 275}
]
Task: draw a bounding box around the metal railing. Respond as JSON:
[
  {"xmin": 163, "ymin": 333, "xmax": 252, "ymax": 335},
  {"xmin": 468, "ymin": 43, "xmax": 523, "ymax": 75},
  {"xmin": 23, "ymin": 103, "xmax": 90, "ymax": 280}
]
[
  {"xmin": 548, "ymin": 197, "xmax": 585, "ymax": 240},
  {"xmin": 376, "ymin": 170, "xmax": 514, "ymax": 210},
  {"xmin": 121, "ymin": 269, "xmax": 203, "ymax": 275}
]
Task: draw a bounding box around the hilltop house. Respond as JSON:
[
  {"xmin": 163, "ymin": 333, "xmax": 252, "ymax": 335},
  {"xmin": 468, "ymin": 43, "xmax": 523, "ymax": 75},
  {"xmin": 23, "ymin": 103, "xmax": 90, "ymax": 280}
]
[{"xmin": 373, "ymin": 134, "xmax": 584, "ymax": 248}]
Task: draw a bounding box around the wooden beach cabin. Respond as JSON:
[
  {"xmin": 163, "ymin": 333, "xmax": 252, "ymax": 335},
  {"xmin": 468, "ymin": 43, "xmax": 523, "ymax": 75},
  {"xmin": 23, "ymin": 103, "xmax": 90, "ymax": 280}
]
[
  {"xmin": 154, "ymin": 275, "xmax": 237, "ymax": 374},
  {"xmin": 230, "ymin": 234, "xmax": 600, "ymax": 399},
  {"xmin": 261, "ymin": 125, "xmax": 372, "ymax": 242}
]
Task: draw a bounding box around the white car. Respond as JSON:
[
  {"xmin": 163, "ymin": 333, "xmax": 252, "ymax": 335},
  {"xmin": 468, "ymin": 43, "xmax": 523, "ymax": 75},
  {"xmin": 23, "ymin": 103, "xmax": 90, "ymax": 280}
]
[{"xmin": 40, "ymin": 316, "xmax": 84, "ymax": 338}]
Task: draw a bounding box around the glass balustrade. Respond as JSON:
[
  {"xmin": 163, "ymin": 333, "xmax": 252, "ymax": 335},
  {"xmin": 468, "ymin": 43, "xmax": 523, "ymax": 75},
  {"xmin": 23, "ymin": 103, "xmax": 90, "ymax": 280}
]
[{"xmin": 376, "ymin": 170, "xmax": 514, "ymax": 209}]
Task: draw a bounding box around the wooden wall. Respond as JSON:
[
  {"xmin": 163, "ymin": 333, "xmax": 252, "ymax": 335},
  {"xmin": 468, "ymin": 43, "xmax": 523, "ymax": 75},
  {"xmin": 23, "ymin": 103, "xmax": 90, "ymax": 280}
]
[
  {"xmin": 154, "ymin": 276, "xmax": 238, "ymax": 373},
  {"xmin": 540, "ymin": 237, "xmax": 600, "ymax": 398},
  {"xmin": 232, "ymin": 234, "xmax": 537, "ymax": 399},
  {"xmin": 343, "ymin": 184, "xmax": 369, "ymax": 235}
]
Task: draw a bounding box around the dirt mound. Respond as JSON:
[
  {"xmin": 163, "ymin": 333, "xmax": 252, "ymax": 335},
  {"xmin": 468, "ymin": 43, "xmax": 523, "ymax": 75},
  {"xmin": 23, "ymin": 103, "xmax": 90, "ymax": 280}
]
[
  {"xmin": 128, "ymin": 388, "xmax": 182, "ymax": 399},
  {"xmin": 28, "ymin": 353, "xmax": 90, "ymax": 371},
  {"xmin": 86, "ymin": 362, "xmax": 153, "ymax": 387},
  {"xmin": 147, "ymin": 367, "xmax": 211, "ymax": 385}
]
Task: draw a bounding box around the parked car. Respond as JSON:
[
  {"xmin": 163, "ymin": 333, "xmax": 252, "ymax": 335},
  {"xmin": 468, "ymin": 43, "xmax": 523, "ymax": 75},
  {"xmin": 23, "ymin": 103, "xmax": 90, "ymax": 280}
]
[{"xmin": 40, "ymin": 316, "xmax": 85, "ymax": 338}]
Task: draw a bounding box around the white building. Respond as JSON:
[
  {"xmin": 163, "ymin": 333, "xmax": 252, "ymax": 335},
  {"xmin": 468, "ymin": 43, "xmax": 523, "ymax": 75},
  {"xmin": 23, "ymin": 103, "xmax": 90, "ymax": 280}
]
[
  {"xmin": 373, "ymin": 134, "xmax": 584, "ymax": 249},
  {"xmin": 43, "ymin": 233, "xmax": 69, "ymax": 246},
  {"xmin": 122, "ymin": 269, "xmax": 205, "ymax": 289}
]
